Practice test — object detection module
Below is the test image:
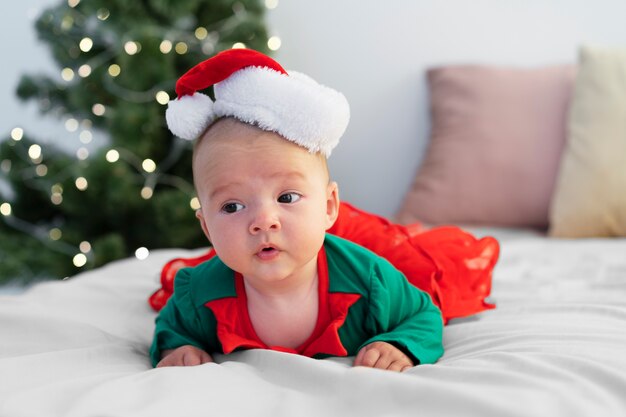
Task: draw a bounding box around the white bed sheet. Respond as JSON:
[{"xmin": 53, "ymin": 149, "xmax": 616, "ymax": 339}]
[{"xmin": 1, "ymin": 231, "xmax": 626, "ymax": 417}]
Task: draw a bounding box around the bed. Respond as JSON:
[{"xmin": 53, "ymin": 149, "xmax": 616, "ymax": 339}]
[
  {"xmin": 3, "ymin": 25, "xmax": 626, "ymax": 417},
  {"xmin": 1, "ymin": 226, "xmax": 626, "ymax": 417}
]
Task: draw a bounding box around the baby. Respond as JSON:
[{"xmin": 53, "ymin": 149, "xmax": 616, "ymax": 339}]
[{"xmin": 150, "ymin": 49, "xmax": 443, "ymax": 372}]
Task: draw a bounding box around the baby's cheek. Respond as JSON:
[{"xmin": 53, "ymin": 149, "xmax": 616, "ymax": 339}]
[{"xmin": 207, "ymin": 228, "xmax": 239, "ymax": 261}]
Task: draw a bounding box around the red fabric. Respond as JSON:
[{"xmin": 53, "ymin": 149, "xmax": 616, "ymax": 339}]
[
  {"xmin": 148, "ymin": 251, "xmax": 216, "ymax": 311},
  {"xmin": 175, "ymin": 49, "xmax": 287, "ymax": 97},
  {"xmin": 204, "ymin": 248, "xmax": 360, "ymax": 357},
  {"xmin": 328, "ymin": 202, "xmax": 498, "ymax": 323},
  {"xmin": 149, "ymin": 202, "xmax": 499, "ymax": 323}
]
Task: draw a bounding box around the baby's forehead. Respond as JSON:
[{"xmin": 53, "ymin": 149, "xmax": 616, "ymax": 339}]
[
  {"xmin": 193, "ymin": 118, "xmax": 329, "ymax": 179},
  {"xmin": 196, "ymin": 118, "xmax": 280, "ymax": 153},
  {"xmin": 209, "ymin": 117, "xmax": 257, "ymax": 136},
  {"xmin": 196, "ymin": 118, "xmax": 318, "ymax": 159}
]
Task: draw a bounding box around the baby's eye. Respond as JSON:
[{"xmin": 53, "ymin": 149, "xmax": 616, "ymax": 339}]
[
  {"xmin": 277, "ymin": 192, "xmax": 301, "ymax": 204},
  {"xmin": 221, "ymin": 202, "xmax": 244, "ymax": 213}
]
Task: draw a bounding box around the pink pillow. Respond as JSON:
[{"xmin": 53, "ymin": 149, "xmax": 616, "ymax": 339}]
[{"xmin": 396, "ymin": 65, "xmax": 576, "ymax": 228}]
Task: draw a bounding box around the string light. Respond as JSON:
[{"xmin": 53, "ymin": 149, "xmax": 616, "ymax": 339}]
[
  {"xmin": 195, "ymin": 27, "xmax": 208, "ymax": 40},
  {"xmin": 142, "ymin": 159, "xmax": 156, "ymax": 173},
  {"xmin": 67, "ymin": 0, "xmax": 80, "ymax": 8},
  {"xmin": 73, "ymin": 253, "xmax": 87, "ymax": 267},
  {"xmin": 0, "ymin": 203, "xmax": 11, "ymax": 217},
  {"xmin": 265, "ymin": 0, "xmax": 279, "ymax": 9},
  {"xmin": 79, "ymin": 130, "xmax": 92, "ymax": 144},
  {"xmin": 155, "ymin": 91, "xmax": 170, "ymax": 105},
  {"xmin": 79, "ymin": 37, "xmax": 93, "ymax": 52},
  {"xmin": 11, "ymin": 127, "xmax": 24, "ymax": 141},
  {"xmin": 28, "ymin": 145, "xmax": 42, "ymax": 160},
  {"xmin": 108, "ymin": 64, "xmax": 121, "ymax": 77},
  {"xmin": 175, "ymin": 42, "xmax": 188, "ymax": 54},
  {"xmin": 78, "ymin": 64, "xmax": 92, "ymax": 77},
  {"xmin": 65, "ymin": 118, "xmax": 79, "ymax": 132},
  {"xmin": 35, "ymin": 164, "xmax": 48, "ymax": 177},
  {"xmin": 232, "ymin": 42, "xmax": 246, "ymax": 49},
  {"xmin": 61, "ymin": 16, "xmax": 74, "ymax": 31},
  {"xmin": 202, "ymin": 42, "xmax": 215, "ymax": 55},
  {"xmin": 61, "ymin": 68, "xmax": 75, "ymax": 82},
  {"xmin": 79, "ymin": 241, "xmax": 91, "ymax": 253},
  {"xmin": 135, "ymin": 247, "xmax": 150, "ymax": 260},
  {"xmin": 51, "ymin": 184, "xmax": 63, "ymax": 205},
  {"xmin": 105, "ymin": 149, "xmax": 120, "ymax": 163},
  {"xmin": 140, "ymin": 187, "xmax": 153, "ymax": 199},
  {"xmin": 92, "ymin": 104, "xmax": 106, "ymax": 116},
  {"xmin": 51, "ymin": 193, "xmax": 63, "ymax": 205},
  {"xmin": 124, "ymin": 41, "xmax": 140, "ymax": 55},
  {"xmin": 96, "ymin": 8, "xmax": 110, "ymax": 21},
  {"xmin": 190, "ymin": 197, "xmax": 201, "ymax": 210},
  {"xmin": 49, "ymin": 228, "xmax": 62, "ymax": 240},
  {"xmin": 267, "ymin": 36, "xmax": 281, "ymax": 51},
  {"xmin": 76, "ymin": 147, "xmax": 89, "ymax": 160},
  {"xmin": 75, "ymin": 177, "xmax": 88, "ymax": 191},
  {"xmin": 159, "ymin": 40, "xmax": 172, "ymax": 54}
]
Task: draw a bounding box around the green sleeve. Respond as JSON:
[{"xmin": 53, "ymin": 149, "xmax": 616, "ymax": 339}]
[
  {"xmin": 149, "ymin": 267, "xmax": 213, "ymax": 367},
  {"xmin": 360, "ymin": 259, "xmax": 444, "ymax": 365}
]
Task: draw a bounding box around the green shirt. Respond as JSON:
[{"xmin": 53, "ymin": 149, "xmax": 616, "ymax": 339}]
[{"xmin": 151, "ymin": 234, "xmax": 443, "ymax": 367}]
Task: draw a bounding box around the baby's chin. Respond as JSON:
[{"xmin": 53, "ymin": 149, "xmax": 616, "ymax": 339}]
[{"xmin": 245, "ymin": 257, "xmax": 319, "ymax": 284}]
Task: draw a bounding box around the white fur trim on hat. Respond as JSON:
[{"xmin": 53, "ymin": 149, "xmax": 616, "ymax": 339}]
[
  {"xmin": 165, "ymin": 49, "xmax": 350, "ymax": 157},
  {"xmin": 213, "ymin": 67, "xmax": 350, "ymax": 157},
  {"xmin": 165, "ymin": 93, "xmax": 215, "ymax": 141}
]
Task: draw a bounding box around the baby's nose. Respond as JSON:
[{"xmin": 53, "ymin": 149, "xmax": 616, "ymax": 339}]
[{"xmin": 249, "ymin": 207, "xmax": 281, "ymax": 233}]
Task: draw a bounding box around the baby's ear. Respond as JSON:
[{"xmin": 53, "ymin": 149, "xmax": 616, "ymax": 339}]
[
  {"xmin": 325, "ymin": 182, "xmax": 340, "ymax": 229},
  {"xmin": 196, "ymin": 209, "xmax": 212, "ymax": 242}
]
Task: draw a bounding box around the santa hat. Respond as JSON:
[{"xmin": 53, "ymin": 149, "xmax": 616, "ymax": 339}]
[{"xmin": 165, "ymin": 49, "xmax": 350, "ymax": 157}]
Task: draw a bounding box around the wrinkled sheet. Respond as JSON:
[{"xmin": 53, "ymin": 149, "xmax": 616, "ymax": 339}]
[{"xmin": 1, "ymin": 232, "xmax": 626, "ymax": 417}]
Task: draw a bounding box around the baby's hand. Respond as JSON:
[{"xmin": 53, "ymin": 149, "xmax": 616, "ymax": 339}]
[
  {"xmin": 353, "ymin": 341, "xmax": 414, "ymax": 372},
  {"xmin": 156, "ymin": 345, "xmax": 213, "ymax": 367}
]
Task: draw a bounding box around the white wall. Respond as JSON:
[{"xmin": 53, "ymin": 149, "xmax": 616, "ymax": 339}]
[
  {"xmin": 3, "ymin": 1, "xmax": 626, "ymax": 216},
  {"xmin": 266, "ymin": 0, "xmax": 626, "ymax": 216}
]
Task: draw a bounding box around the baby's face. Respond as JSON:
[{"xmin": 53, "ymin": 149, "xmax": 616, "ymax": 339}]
[{"xmin": 193, "ymin": 119, "xmax": 339, "ymax": 285}]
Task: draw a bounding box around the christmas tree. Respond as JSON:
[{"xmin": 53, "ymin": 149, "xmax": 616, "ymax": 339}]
[{"xmin": 0, "ymin": 0, "xmax": 275, "ymax": 284}]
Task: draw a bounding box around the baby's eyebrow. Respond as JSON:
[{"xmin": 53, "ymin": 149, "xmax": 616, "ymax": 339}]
[
  {"xmin": 208, "ymin": 181, "xmax": 244, "ymax": 200},
  {"xmin": 269, "ymin": 170, "xmax": 307, "ymax": 181},
  {"xmin": 208, "ymin": 171, "xmax": 308, "ymax": 200}
]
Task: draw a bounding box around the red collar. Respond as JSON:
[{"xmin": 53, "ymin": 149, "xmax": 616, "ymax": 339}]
[{"xmin": 204, "ymin": 246, "xmax": 361, "ymax": 357}]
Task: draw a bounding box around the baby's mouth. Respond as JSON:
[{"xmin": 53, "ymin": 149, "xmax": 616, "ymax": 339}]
[{"xmin": 256, "ymin": 245, "xmax": 279, "ymax": 260}]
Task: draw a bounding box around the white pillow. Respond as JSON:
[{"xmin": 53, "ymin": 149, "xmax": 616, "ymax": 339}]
[{"xmin": 549, "ymin": 45, "xmax": 626, "ymax": 237}]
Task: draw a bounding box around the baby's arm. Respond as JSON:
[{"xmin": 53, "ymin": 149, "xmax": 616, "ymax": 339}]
[
  {"xmin": 150, "ymin": 267, "xmax": 217, "ymax": 367},
  {"xmin": 353, "ymin": 341, "xmax": 413, "ymax": 372},
  {"xmin": 157, "ymin": 345, "xmax": 213, "ymax": 367},
  {"xmin": 356, "ymin": 259, "xmax": 444, "ymax": 371}
]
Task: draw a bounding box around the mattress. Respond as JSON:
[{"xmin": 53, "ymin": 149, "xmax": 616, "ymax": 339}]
[{"xmin": 1, "ymin": 229, "xmax": 626, "ymax": 417}]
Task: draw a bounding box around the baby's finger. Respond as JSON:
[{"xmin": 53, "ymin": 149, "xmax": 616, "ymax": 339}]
[
  {"xmin": 200, "ymin": 350, "xmax": 213, "ymax": 364},
  {"xmin": 156, "ymin": 357, "xmax": 171, "ymax": 368},
  {"xmin": 157, "ymin": 351, "xmax": 181, "ymax": 367},
  {"xmin": 388, "ymin": 360, "xmax": 412, "ymax": 372},
  {"xmin": 353, "ymin": 347, "xmax": 366, "ymax": 366},
  {"xmin": 358, "ymin": 347, "xmax": 382, "ymax": 368},
  {"xmin": 183, "ymin": 350, "xmax": 203, "ymax": 366},
  {"xmin": 370, "ymin": 350, "xmax": 393, "ymax": 370}
]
